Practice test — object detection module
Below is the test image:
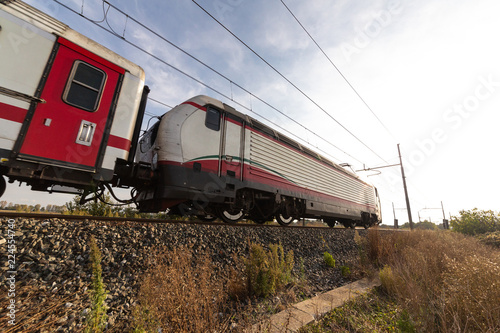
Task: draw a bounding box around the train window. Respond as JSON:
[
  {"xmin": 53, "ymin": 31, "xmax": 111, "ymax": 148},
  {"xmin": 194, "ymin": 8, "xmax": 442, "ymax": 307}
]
[
  {"xmin": 205, "ymin": 107, "xmax": 221, "ymax": 131},
  {"xmin": 63, "ymin": 61, "xmax": 106, "ymax": 112}
]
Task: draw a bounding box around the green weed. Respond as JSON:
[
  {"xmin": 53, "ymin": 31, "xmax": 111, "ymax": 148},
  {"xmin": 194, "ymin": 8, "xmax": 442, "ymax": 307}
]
[
  {"xmin": 244, "ymin": 242, "xmax": 294, "ymax": 297},
  {"xmin": 323, "ymin": 251, "xmax": 336, "ymax": 268},
  {"xmin": 84, "ymin": 236, "xmax": 108, "ymax": 333}
]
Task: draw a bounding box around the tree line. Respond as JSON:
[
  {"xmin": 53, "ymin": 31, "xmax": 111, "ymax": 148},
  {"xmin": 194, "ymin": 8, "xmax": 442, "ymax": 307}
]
[{"xmin": 0, "ymin": 201, "xmax": 66, "ymax": 213}]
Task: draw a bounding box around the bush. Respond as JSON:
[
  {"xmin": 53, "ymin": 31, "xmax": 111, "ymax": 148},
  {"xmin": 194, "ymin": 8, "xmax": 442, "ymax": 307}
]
[
  {"xmin": 476, "ymin": 231, "xmax": 500, "ymax": 248},
  {"xmin": 244, "ymin": 242, "xmax": 294, "ymax": 297},
  {"xmin": 340, "ymin": 265, "xmax": 351, "ymax": 277},
  {"xmin": 323, "ymin": 252, "xmax": 336, "ymax": 268},
  {"xmin": 450, "ymin": 208, "xmax": 500, "ymax": 235}
]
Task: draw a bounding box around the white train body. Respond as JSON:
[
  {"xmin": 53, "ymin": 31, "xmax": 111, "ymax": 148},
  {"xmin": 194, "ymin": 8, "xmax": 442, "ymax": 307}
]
[{"xmin": 137, "ymin": 96, "xmax": 381, "ymax": 227}]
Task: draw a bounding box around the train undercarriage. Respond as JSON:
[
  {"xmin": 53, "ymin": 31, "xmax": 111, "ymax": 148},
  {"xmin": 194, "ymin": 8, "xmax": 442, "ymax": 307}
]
[{"xmin": 165, "ymin": 188, "xmax": 379, "ymax": 229}]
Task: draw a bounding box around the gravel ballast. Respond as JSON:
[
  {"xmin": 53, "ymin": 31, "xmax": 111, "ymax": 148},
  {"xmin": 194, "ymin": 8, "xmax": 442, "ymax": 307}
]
[{"xmin": 0, "ymin": 217, "xmax": 366, "ymax": 331}]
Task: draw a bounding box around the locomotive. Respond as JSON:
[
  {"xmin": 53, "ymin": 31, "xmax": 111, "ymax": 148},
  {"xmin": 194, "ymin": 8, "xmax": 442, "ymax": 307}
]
[{"xmin": 0, "ymin": 1, "xmax": 381, "ymax": 228}]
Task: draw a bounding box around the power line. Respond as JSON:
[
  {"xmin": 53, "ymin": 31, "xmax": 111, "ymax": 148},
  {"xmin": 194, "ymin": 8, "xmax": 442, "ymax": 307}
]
[
  {"xmin": 279, "ymin": 0, "xmax": 397, "ymax": 142},
  {"xmin": 192, "ymin": 0, "xmax": 389, "ymax": 164},
  {"xmin": 103, "ymin": 0, "xmax": 360, "ymax": 163},
  {"xmin": 51, "ymin": 0, "xmax": 363, "ymax": 164},
  {"xmin": 147, "ymin": 97, "xmax": 173, "ymax": 110}
]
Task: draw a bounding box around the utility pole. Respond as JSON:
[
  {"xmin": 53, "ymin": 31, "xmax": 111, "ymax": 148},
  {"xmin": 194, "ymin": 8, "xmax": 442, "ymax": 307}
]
[
  {"xmin": 356, "ymin": 144, "xmax": 414, "ymax": 230},
  {"xmin": 397, "ymin": 144, "xmax": 413, "ymax": 230},
  {"xmin": 392, "ymin": 202, "xmax": 398, "ymax": 229},
  {"xmin": 441, "ymin": 201, "xmax": 449, "ymax": 229}
]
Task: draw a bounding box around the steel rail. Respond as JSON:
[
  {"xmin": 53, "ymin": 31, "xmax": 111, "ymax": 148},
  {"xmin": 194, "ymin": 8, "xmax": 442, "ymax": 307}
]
[
  {"xmin": 0, "ymin": 211, "xmax": 335, "ymax": 230},
  {"xmin": 0, "ymin": 212, "xmax": 400, "ymax": 231}
]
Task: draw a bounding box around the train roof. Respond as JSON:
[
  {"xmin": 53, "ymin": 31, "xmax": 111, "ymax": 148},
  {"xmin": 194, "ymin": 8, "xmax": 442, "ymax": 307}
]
[
  {"xmin": 1, "ymin": 0, "xmax": 145, "ymax": 80},
  {"xmin": 183, "ymin": 95, "xmax": 360, "ymax": 180}
]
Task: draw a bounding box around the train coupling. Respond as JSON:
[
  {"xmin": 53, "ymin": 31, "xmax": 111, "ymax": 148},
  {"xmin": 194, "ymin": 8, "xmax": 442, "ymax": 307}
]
[{"xmin": 113, "ymin": 158, "xmax": 155, "ymax": 188}]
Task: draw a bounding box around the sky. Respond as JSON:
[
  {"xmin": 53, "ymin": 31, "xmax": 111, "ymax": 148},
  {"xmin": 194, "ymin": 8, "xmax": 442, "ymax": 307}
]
[{"xmin": 3, "ymin": 0, "xmax": 500, "ymax": 223}]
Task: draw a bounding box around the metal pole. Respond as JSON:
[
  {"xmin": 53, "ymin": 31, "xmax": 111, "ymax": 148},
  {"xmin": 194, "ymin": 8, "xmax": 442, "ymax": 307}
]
[
  {"xmin": 441, "ymin": 201, "xmax": 449, "ymax": 229},
  {"xmin": 392, "ymin": 202, "xmax": 398, "ymax": 229},
  {"xmin": 398, "ymin": 144, "xmax": 413, "ymax": 230}
]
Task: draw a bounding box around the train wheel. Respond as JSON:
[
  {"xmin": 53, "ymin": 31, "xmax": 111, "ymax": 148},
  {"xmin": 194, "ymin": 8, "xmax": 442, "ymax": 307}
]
[
  {"xmin": 342, "ymin": 221, "xmax": 355, "ymax": 229},
  {"xmin": 276, "ymin": 214, "xmax": 294, "ymax": 226},
  {"xmin": 217, "ymin": 206, "xmax": 243, "ymax": 224},
  {"xmin": 325, "ymin": 219, "xmax": 336, "ymax": 228},
  {"xmin": 197, "ymin": 214, "xmax": 217, "ymax": 222},
  {"xmin": 253, "ymin": 219, "xmax": 266, "ymax": 224},
  {"xmin": 0, "ymin": 176, "xmax": 5, "ymax": 198}
]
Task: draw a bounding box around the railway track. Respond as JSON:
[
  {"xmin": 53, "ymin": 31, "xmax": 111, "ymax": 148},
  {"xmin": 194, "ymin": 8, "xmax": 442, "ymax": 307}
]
[
  {"xmin": 0, "ymin": 211, "xmax": 401, "ymax": 231},
  {"xmin": 0, "ymin": 211, "xmax": 335, "ymax": 230}
]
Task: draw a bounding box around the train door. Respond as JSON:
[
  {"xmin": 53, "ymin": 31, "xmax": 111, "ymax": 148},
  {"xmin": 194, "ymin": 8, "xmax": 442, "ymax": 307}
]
[
  {"xmin": 15, "ymin": 38, "xmax": 123, "ymax": 172},
  {"xmin": 221, "ymin": 115, "xmax": 244, "ymax": 181}
]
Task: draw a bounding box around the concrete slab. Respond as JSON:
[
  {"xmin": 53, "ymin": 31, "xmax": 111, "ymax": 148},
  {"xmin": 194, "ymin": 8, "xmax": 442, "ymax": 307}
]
[
  {"xmin": 269, "ymin": 308, "xmax": 314, "ymax": 333},
  {"xmin": 249, "ymin": 276, "xmax": 381, "ymax": 332}
]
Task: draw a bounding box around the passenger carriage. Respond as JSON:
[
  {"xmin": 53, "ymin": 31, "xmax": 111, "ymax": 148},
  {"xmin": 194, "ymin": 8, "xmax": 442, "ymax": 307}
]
[{"xmin": 0, "ymin": 0, "xmax": 148, "ymax": 198}]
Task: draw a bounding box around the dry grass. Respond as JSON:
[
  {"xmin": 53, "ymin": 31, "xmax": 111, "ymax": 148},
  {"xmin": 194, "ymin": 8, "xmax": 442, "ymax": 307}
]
[
  {"xmin": 130, "ymin": 243, "xmax": 308, "ymax": 332},
  {"xmin": 368, "ymin": 229, "xmax": 500, "ymax": 332},
  {"xmin": 131, "ymin": 246, "xmax": 232, "ymax": 332},
  {"xmin": 0, "ymin": 281, "xmax": 87, "ymax": 333}
]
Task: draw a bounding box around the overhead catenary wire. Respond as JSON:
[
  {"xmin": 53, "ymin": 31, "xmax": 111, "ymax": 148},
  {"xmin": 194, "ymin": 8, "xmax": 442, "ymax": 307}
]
[
  {"xmin": 147, "ymin": 97, "xmax": 173, "ymax": 110},
  {"xmin": 98, "ymin": 0, "xmax": 360, "ymax": 164},
  {"xmin": 279, "ymin": 0, "xmax": 397, "ymax": 142},
  {"xmin": 52, "ymin": 0, "xmax": 362, "ymax": 164},
  {"xmin": 191, "ymin": 0, "xmax": 390, "ymax": 164}
]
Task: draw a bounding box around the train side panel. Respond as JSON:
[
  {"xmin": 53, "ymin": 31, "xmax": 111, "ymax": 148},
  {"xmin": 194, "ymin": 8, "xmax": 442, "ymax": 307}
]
[
  {"xmin": 0, "ymin": 1, "xmax": 146, "ymax": 195},
  {"xmin": 0, "ymin": 5, "xmax": 56, "ymax": 161},
  {"xmin": 246, "ymin": 130, "xmax": 378, "ymax": 220},
  {"xmin": 101, "ymin": 72, "xmax": 145, "ymax": 178}
]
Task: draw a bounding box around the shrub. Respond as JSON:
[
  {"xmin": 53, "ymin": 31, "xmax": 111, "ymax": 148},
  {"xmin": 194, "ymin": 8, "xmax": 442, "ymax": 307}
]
[
  {"xmin": 84, "ymin": 237, "xmax": 108, "ymax": 333},
  {"xmin": 244, "ymin": 242, "xmax": 294, "ymax": 297},
  {"xmin": 450, "ymin": 208, "xmax": 500, "ymax": 235},
  {"xmin": 378, "ymin": 265, "xmax": 397, "ymax": 295},
  {"xmin": 323, "ymin": 252, "xmax": 336, "ymax": 268},
  {"xmin": 340, "ymin": 265, "xmax": 351, "ymax": 277},
  {"xmin": 476, "ymin": 231, "xmax": 500, "ymax": 248}
]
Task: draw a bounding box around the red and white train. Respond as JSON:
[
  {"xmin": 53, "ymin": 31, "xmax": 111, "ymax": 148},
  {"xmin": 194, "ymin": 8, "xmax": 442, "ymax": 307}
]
[{"xmin": 0, "ymin": 1, "xmax": 381, "ymax": 228}]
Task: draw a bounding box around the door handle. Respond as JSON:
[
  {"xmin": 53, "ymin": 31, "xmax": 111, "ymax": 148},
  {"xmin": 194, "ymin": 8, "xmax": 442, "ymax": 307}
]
[{"xmin": 76, "ymin": 120, "xmax": 96, "ymax": 146}]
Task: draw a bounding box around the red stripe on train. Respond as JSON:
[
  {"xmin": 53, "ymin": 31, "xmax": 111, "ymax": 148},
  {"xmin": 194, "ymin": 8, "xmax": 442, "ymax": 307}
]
[
  {"xmin": 107, "ymin": 135, "xmax": 131, "ymax": 151},
  {"xmin": 0, "ymin": 102, "xmax": 27, "ymax": 123},
  {"xmin": 181, "ymin": 101, "xmax": 207, "ymax": 110}
]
